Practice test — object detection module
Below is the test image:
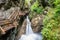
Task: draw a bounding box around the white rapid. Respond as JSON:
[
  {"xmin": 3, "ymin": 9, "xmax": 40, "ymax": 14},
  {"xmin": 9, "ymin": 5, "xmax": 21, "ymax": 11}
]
[{"xmin": 19, "ymin": 16, "xmax": 42, "ymax": 40}]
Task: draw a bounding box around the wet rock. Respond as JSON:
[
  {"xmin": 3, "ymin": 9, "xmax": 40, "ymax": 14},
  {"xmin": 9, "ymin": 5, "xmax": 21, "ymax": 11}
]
[
  {"xmin": 0, "ymin": 0, "xmax": 5, "ymax": 4},
  {"xmin": 15, "ymin": 19, "xmax": 27, "ymax": 40},
  {"xmin": 31, "ymin": 14, "xmax": 44, "ymax": 32}
]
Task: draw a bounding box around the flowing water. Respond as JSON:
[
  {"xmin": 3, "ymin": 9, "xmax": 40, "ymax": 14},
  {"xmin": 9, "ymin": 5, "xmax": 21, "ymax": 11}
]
[
  {"xmin": 19, "ymin": 16, "xmax": 42, "ymax": 40},
  {"xmin": 26, "ymin": 16, "xmax": 33, "ymax": 35}
]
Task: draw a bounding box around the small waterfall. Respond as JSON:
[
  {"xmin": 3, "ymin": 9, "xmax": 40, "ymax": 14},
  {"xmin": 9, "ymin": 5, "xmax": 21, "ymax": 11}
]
[
  {"xmin": 19, "ymin": 16, "xmax": 42, "ymax": 40},
  {"xmin": 26, "ymin": 16, "xmax": 33, "ymax": 35}
]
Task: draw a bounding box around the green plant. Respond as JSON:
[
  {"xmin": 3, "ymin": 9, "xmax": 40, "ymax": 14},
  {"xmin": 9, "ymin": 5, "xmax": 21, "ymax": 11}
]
[
  {"xmin": 48, "ymin": 0, "xmax": 54, "ymax": 6},
  {"xmin": 41, "ymin": 6, "xmax": 60, "ymax": 40},
  {"xmin": 54, "ymin": 0, "xmax": 60, "ymax": 6},
  {"xmin": 30, "ymin": 1, "xmax": 43, "ymax": 14}
]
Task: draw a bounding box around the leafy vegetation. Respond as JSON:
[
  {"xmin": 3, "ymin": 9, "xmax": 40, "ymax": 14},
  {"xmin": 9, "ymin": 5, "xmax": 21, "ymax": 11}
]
[
  {"xmin": 30, "ymin": 0, "xmax": 43, "ymax": 14},
  {"xmin": 29, "ymin": 0, "xmax": 44, "ymax": 19},
  {"xmin": 54, "ymin": 0, "xmax": 60, "ymax": 6},
  {"xmin": 41, "ymin": 0, "xmax": 60, "ymax": 40}
]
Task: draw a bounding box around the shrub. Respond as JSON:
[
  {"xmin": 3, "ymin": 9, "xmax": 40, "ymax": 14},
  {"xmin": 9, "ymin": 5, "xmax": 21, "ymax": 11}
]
[
  {"xmin": 30, "ymin": 0, "xmax": 43, "ymax": 14},
  {"xmin": 41, "ymin": 5, "xmax": 60, "ymax": 40}
]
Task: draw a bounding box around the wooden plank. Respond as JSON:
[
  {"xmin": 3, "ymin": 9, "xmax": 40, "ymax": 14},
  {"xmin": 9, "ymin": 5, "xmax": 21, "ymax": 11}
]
[
  {"xmin": 1, "ymin": 21, "xmax": 18, "ymax": 32},
  {"xmin": 0, "ymin": 26, "xmax": 6, "ymax": 35},
  {"xmin": 2, "ymin": 24, "xmax": 15, "ymax": 32},
  {"xmin": 0, "ymin": 20, "xmax": 12, "ymax": 25},
  {"xmin": 0, "ymin": 10, "xmax": 27, "ymax": 35}
]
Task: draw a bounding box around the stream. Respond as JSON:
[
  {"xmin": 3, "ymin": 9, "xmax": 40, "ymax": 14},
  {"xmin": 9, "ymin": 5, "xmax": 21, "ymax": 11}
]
[{"xmin": 19, "ymin": 16, "xmax": 42, "ymax": 40}]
